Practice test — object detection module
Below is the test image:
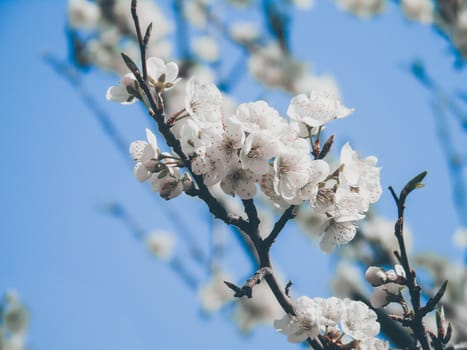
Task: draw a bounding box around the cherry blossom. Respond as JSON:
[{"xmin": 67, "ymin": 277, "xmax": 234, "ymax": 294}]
[
  {"xmin": 233, "ymin": 100, "xmax": 283, "ymax": 134},
  {"xmin": 240, "ymin": 131, "xmax": 279, "ymax": 175},
  {"xmin": 340, "ymin": 298, "xmax": 380, "ymax": 340},
  {"xmin": 129, "ymin": 128, "xmax": 160, "ymax": 182},
  {"xmin": 185, "ymin": 77, "xmax": 223, "ymax": 127},
  {"xmin": 106, "ymin": 73, "xmax": 138, "ymax": 104},
  {"xmin": 146, "ymin": 57, "xmax": 180, "ymax": 91},
  {"xmin": 287, "ymin": 90, "xmax": 354, "ymax": 128},
  {"xmin": 221, "ymin": 165, "xmax": 260, "ymax": 199},
  {"xmin": 339, "ymin": 142, "xmax": 382, "ymax": 209},
  {"xmin": 274, "ymin": 296, "xmax": 321, "ymax": 343},
  {"xmin": 145, "ymin": 230, "xmax": 176, "ymax": 260}
]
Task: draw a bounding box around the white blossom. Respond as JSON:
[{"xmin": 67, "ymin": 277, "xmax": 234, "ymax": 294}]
[
  {"xmin": 260, "ymin": 169, "xmax": 291, "ymax": 209},
  {"xmin": 210, "ymin": 117, "xmax": 245, "ymax": 166},
  {"xmin": 113, "ymin": 0, "xmax": 172, "ymax": 41},
  {"xmin": 233, "ymin": 100, "xmax": 284, "ymax": 134},
  {"xmin": 191, "ymin": 150, "xmax": 225, "ymax": 186},
  {"xmin": 145, "ymin": 231, "xmax": 176, "ymax": 260},
  {"xmin": 185, "ymin": 77, "xmax": 223, "ymax": 127},
  {"xmin": 287, "ymin": 90, "xmax": 354, "ymax": 128},
  {"xmin": 240, "ymin": 131, "xmax": 279, "ymax": 175},
  {"xmin": 247, "ymin": 43, "xmax": 306, "ymax": 91},
  {"xmin": 229, "ymin": 22, "xmax": 260, "ymax": 42},
  {"xmin": 339, "ymin": 143, "xmax": 382, "ymax": 209},
  {"xmin": 319, "ymin": 219, "xmax": 357, "ymax": 253},
  {"xmin": 292, "ymin": 0, "xmax": 315, "ymax": 10},
  {"xmin": 178, "ymin": 119, "xmax": 206, "ymax": 156},
  {"xmin": 370, "ymin": 282, "xmax": 404, "ymax": 308},
  {"xmin": 335, "ymin": 0, "xmax": 386, "ymax": 17},
  {"xmin": 341, "ymin": 299, "xmax": 380, "ymax": 340},
  {"xmin": 68, "ymin": 0, "xmax": 101, "ymax": 29},
  {"xmin": 453, "ymin": 226, "xmax": 467, "ymax": 248},
  {"xmin": 193, "ymin": 36, "xmax": 219, "ymax": 62},
  {"xmin": 401, "ymin": 0, "xmax": 433, "ymax": 24},
  {"xmin": 106, "ymin": 73, "xmax": 138, "ymax": 104},
  {"xmin": 151, "ymin": 166, "xmax": 183, "ymax": 200},
  {"xmin": 273, "ymin": 152, "xmax": 319, "ymax": 202},
  {"xmin": 146, "ymin": 57, "xmax": 180, "ymax": 91},
  {"xmin": 130, "ymin": 129, "xmax": 160, "ymax": 182},
  {"xmin": 274, "ymin": 296, "xmax": 321, "ymax": 342},
  {"xmin": 220, "ymin": 165, "xmax": 260, "ymax": 199},
  {"xmin": 182, "ymin": 0, "xmax": 207, "ymax": 28},
  {"xmin": 314, "ymin": 297, "xmax": 343, "ymax": 329},
  {"xmin": 275, "ymin": 296, "xmax": 382, "ymax": 344}
]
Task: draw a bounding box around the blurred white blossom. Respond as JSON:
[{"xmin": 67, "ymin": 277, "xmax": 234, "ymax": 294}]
[{"xmin": 145, "ymin": 231, "xmax": 176, "ymax": 260}]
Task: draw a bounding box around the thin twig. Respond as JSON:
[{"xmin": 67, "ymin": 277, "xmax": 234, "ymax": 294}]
[
  {"xmin": 131, "ymin": 0, "xmax": 148, "ymax": 81},
  {"xmin": 390, "ymin": 171, "xmax": 433, "ymax": 350},
  {"xmin": 263, "ymin": 205, "xmax": 296, "ymax": 249}
]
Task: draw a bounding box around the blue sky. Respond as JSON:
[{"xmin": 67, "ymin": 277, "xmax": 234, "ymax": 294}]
[{"xmin": 0, "ymin": 0, "xmax": 466, "ymax": 350}]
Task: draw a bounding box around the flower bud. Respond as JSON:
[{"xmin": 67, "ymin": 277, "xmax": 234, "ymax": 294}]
[
  {"xmin": 365, "ymin": 266, "xmax": 387, "ymax": 286},
  {"xmin": 370, "ymin": 287, "xmax": 390, "ymax": 308}
]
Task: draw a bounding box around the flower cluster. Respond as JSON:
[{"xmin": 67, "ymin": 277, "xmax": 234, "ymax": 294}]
[
  {"xmin": 274, "ymin": 296, "xmax": 387, "ymax": 348},
  {"xmin": 128, "ymin": 128, "xmax": 184, "ymax": 200},
  {"xmin": 365, "ymin": 264, "xmax": 407, "ymax": 308},
  {"xmin": 108, "ymin": 57, "xmax": 382, "ymax": 252}
]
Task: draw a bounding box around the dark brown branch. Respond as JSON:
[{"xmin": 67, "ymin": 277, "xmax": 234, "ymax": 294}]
[
  {"xmin": 390, "ymin": 171, "xmax": 433, "ymax": 350},
  {"xmin": 224, "ymin": 267, "xmax": 272, "ymax": 298},
  {"xmin": 263, "ymin": 205, "xmax": 296, "ymax": 249},
  {"xmin": 130, "ymin": 0, "xmax": 148, "ymax": 81},
  {"xmin": 242, "ymin": 199, "xmax": 260, "ymax": 229}
]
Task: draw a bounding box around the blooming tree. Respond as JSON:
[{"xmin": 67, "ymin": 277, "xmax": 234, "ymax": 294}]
[{"xmin": 26, "ymin": 0, "xmax": 467, "ymax": 349}]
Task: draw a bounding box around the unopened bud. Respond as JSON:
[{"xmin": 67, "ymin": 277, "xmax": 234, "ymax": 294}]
[
  {"xmin": 370, "ymin": 287, "xmax": 389, "ymax": 308},
  {"xmin": 365, "ymin": 266, "xmax": 387, "ymax": 286}
]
